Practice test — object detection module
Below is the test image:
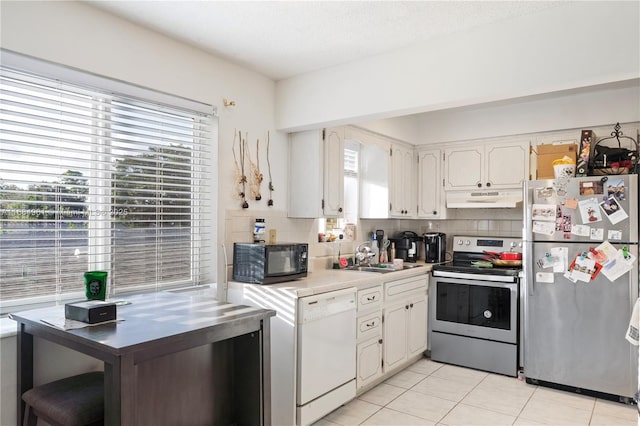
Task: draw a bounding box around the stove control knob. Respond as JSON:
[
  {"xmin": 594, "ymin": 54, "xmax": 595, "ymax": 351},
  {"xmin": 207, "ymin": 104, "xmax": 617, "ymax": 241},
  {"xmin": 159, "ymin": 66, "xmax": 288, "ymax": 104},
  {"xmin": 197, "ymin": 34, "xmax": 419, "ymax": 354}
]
[
  {"xmin": 457, "ymin": 239, "xmax": 463, "ymax": 245},
  {"xmin": 483, "ymin": 310, "xmax": 493, "ymax": 319},
  {"xmin": 465, "ymin": 240, "xmax": 471, "ymax": 246},
  {"xmin": 510, "ymin": 242, "xmax": 517, "ymax": 248}
]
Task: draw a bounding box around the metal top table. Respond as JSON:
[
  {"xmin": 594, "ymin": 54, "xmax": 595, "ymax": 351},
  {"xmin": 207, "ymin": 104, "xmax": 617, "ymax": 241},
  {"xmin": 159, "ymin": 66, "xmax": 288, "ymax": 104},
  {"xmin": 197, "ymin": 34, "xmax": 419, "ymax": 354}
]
[{"xmin": 11, "ymin": 292, "xmax": 275, "ymax": 426}]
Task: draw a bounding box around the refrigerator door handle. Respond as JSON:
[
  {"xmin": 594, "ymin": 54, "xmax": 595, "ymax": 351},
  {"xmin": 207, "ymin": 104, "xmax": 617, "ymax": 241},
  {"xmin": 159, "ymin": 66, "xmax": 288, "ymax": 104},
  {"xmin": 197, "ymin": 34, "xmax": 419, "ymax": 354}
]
[
  {"xmin": 525, "ymin": 241, "xmax": 534, "ymax": 296},
  {"xmin": 629, "ymin": 245, "xmax": 639, "ymax": 310}
]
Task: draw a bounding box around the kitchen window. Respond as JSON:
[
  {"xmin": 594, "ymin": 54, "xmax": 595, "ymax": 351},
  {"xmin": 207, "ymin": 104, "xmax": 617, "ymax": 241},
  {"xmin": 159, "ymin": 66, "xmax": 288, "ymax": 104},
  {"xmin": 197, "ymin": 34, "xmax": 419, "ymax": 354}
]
[
  {"xmin": 319, "ymin": 142, "xmax": 359, "ymax": 239},
  {"xmin": 0, "ymin": 54, "xmax": 215, "ymax": 313}
]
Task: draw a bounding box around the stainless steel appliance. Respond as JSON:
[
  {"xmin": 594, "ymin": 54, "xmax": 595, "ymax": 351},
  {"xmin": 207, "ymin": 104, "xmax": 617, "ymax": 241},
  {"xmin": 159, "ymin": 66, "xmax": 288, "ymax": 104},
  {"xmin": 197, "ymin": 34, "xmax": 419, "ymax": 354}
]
[
  {"xmin": 424, "ymin": 232, "xmax": 446, "ymax": 263},
  {"xmin": 390, "ymin": 231, "xmax": 421, "ymax": 263},
  {"xmin": 430, "ymin": 236, "xmax": 523, "ymax": 377},
  {"xmin": 524, "ymin": 174, "xmax": 638, "ymax": 401},
  {"xmin": 233, "ymin": 242, "xmax": 308, "ymax": 284}
]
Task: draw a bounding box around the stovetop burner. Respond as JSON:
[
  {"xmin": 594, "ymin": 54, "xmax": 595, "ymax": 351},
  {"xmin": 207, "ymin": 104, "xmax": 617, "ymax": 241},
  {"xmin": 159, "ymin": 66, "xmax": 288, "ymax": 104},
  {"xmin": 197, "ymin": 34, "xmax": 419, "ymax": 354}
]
[{"xmin": 432, "ymin": 235, "xmax": 523, "ymax": 277}]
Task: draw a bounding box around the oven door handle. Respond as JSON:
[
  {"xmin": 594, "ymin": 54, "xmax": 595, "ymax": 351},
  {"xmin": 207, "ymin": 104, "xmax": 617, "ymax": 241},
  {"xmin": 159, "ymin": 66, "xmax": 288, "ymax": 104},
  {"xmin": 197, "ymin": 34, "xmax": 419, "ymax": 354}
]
[{"xmin": 432, "ymin": 270, "xmax": 517, "ymax": 283}]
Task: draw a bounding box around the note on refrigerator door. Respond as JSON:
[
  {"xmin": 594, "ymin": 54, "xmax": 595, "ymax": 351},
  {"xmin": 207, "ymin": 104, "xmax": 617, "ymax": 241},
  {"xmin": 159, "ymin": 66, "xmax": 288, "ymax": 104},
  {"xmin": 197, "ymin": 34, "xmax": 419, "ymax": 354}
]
[
  {"xmin": 578, "ymin": 198, "xmax": 603, "ymax": 224},
  {"xmin": 579, "ymin": 180, "xmax": 604, "ymax": 195},
  {"xmin": 571, "ymin": 225, "xmax": 590, "ymax": 237},
  {"xmin": 564, "ymin": 198, "xmax": 578, "ymax": 209},
  {"xmin": 536, "ymin": 272, "xmax": 554, "ymax": 283},
  {"xmin": 550, "ymin": 247, "xmax": 568, "ymax": 273},
  {"xmin": 567, "ymin": 255, "xmax": 601, "ymax": 282},
  {"xmin": 537, "ymin": 254, "xmax": 555, "ymax": 269},
  {"xmin": 533, "ymin": 221, "xmax": 555, "ymax": 235},
  {"xmin": 590, "ymin": 228, "xmax": 604, "ymax": 240},
  {"xmin": 593, "ymin": 241, "xmax": 619, "ymax": 266},
  {"xmin": 606, "ymin": 178, "xmax": 626, "ymax": 201},
  {"xmin": 602, "ymin": 250, "xmax": 636, "ymax": 282},
  {"xmin": 599, "ymin": 196, "xmax": 628, "ymax": 225},
  {"xmin": 608, "ymin": 230, "xmax": 623, "ymax": 241},
  {"xmin": 532, "ymin": 204, "xmax": 556, "ymax": 221}
]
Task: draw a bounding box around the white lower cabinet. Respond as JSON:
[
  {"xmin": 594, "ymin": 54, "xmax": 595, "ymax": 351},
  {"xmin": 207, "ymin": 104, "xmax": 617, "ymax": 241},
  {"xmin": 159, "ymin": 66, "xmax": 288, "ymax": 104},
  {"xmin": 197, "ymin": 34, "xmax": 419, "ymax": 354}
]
[
  {"xmin": 382, "ymin": 275, "xmax": 428, "ymax": 374},
  {"xmin": 356, "ymin": 289, "xmax": 383, "ymax": 391},
  {"xmin": 356, "ymin": 274, "xmax": 428, "ymax": 394},
  {"xmin": 407, "ymin": 293, "xmax": 428, "ymax": 357},
  {"xmin": 357, "ymin": 336, "xmax": 383, "ymax": 389},
  {"xmin": 382, "ymin": 300, "xmax": 409, "ymax": 370}
]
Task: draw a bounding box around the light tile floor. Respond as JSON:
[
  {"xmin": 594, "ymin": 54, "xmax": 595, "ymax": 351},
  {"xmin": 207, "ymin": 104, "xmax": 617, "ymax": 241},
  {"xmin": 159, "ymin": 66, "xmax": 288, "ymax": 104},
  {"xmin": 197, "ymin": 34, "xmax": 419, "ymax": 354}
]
[{"xmin": 315, "ymin": 358, "xmax": 638, "ymax": 426}]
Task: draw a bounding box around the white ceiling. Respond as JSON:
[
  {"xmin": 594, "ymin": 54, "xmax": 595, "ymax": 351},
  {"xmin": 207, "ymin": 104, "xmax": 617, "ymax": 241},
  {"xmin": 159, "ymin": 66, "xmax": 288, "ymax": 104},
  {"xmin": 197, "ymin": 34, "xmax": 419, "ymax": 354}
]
[{"xmin": 86, "ymin": 1, "xmax": 562, "ymax": 81}]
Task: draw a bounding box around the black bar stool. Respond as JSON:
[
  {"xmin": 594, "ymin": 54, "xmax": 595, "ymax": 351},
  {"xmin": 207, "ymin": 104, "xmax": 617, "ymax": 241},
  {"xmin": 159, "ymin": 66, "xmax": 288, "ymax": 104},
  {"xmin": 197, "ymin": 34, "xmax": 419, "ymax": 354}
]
[{"xmin": 22, "ymin": 371, "xmax": 104, "ymax": 426}]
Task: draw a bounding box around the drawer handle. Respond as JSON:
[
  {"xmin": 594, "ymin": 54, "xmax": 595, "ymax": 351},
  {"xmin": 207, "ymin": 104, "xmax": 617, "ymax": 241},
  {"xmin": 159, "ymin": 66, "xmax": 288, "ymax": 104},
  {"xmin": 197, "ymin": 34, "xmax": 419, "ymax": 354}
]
[
  {"xmin": 365, "ymin": 321, "xmax": 376, "ymax": 328},
  {"xmin": 366, "ymin": 295, "xmax": 377, "ymax": 301}
]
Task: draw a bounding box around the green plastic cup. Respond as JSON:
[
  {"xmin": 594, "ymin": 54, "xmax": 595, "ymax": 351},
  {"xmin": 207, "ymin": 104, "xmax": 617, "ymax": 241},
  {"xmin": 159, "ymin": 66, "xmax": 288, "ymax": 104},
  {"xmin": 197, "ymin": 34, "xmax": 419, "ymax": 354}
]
[{"xmin": 84, "ymin": 271, "xmax": 108, "ymax": 301}]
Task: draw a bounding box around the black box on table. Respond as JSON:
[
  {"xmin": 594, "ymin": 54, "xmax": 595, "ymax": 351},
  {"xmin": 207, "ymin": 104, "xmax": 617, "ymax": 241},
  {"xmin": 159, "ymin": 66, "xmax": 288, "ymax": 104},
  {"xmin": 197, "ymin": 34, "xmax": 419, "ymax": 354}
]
[{"xmin": 65, "ymin": 300, "xmax": 117, "ymax": 324}]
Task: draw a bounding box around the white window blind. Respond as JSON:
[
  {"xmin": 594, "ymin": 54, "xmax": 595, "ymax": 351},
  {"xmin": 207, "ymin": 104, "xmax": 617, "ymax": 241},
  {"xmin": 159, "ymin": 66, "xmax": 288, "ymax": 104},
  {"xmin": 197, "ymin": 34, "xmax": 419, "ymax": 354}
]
[{"xmin": 0, "ymin": 64, "xmax": 214, "ymax": 311}]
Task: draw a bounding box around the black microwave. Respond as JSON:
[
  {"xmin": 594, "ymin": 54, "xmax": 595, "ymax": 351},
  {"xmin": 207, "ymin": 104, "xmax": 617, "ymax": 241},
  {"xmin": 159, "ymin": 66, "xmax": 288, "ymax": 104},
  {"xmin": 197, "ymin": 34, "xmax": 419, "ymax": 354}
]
[{"xmin": 232, "ymin": 243, "xmax": 308, "ymax": 284}]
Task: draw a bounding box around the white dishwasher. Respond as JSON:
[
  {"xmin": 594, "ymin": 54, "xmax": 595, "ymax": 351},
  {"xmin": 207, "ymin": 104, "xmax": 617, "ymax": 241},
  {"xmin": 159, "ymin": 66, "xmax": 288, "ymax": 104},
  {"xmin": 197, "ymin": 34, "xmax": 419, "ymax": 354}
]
[{"xmin": 296, "ymin": 287, "xmax": 357, "ymax": 426}]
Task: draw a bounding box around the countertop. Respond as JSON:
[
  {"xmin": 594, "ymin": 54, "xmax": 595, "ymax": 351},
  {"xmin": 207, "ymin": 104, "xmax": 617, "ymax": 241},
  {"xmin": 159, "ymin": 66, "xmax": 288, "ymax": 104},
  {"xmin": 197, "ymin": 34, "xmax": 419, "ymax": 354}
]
[
  {"xmin": 10, "ymin": 292, "xmax": 275, "ymax": 353},
  {"xmin": 229, "ymin": 262, "xmax": 433, "ymax": 298}
]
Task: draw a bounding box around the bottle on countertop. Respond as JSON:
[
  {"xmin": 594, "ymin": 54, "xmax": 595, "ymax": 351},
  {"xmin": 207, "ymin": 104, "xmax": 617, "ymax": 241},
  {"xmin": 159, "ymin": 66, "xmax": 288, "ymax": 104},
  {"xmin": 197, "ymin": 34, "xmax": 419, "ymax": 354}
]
[
  {"xmin": 380, "ymin": 238, "xmax": 388, "ymax": 263},
  {"xmin": 371, "ymin": 233, "xmax": 378, "ymax": 265},
  {"xmin": 253, "ymin": 218, "xmax": 266, "ymax": 243}
]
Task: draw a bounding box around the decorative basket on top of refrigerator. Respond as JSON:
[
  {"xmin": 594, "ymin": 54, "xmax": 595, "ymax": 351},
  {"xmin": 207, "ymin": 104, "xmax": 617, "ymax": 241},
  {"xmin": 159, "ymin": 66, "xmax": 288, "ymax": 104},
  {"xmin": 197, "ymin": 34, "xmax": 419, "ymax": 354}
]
[{"xmin": 589, "ymin": 122, "xmax": 638, "ymax": 176}]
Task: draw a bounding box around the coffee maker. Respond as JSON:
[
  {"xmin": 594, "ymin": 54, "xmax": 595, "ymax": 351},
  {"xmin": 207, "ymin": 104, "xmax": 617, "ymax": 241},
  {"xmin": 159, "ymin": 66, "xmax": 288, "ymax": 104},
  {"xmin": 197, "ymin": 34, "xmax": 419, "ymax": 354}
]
[
  {"xmin": 390, "ymin": 231, "xmax": 421, "ymax": 263},
  {"xmin": 423, "ymin": 232, "xmax": 446, "ymax": 263}
]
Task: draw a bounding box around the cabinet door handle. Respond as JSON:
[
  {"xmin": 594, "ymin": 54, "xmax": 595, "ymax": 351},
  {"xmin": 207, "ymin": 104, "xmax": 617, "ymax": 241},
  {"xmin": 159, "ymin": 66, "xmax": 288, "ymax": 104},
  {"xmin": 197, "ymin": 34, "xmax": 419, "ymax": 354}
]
[
  {"xmin": 338, "ymin": 207, "xmax": 343, "ymax": 213},
  {"xmin": 378, "ymin": 339, "xmax": 383, "ymax": 344},
  {"xmin": 486, "ymin": 182, "xmax": 491, "ymax": 187},
  {"xmin": 477, "ymin": 182, "xmax": 482, "ymax": 188},
  {"xmin": 410, "ymin": 303, "xmax": 414, "ymax": 308},
  {"xmin": 433, "ymin": 210, "xmax": 437, "ymax": 215},
  {"xmin": 405, "ymin": 305, "xmax": 409, "ymax": 310}
]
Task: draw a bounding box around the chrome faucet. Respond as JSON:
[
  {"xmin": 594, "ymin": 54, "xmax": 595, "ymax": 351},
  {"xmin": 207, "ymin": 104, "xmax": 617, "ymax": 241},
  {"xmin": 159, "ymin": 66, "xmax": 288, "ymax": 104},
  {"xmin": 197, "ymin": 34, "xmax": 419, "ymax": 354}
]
[{"xmin": 355, "ymin": 241, "xmax": 377, "ymax": 266}]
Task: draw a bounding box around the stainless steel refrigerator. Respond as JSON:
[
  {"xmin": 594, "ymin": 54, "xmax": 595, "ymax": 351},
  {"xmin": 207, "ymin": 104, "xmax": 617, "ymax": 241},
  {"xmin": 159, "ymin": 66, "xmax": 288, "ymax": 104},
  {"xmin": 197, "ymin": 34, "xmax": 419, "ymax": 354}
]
[{"xmin": 523, "ymin": 174, "xmax": 638, "ymax": 401}]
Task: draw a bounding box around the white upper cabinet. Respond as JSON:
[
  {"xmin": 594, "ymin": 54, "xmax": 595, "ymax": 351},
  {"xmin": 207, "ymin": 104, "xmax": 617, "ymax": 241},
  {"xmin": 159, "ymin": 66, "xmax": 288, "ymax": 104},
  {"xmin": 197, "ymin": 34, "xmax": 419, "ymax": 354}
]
[
  {"xmin": 356, "ymin": 128, "xmax": 414, "ymax": 219},
  {"xmin": 323, "ymin": 128, "xmax": 345, "ymax": 216},
  {"xmin": 416, "ymin": 148, "xmax": 446, "ymax": 219},
  {"xmin": 389, "ymin": 143, "xmax": 415, "ymax": 218},
  {"xmin": 444, "ymin": 140, "xmax": 530, "ymax": 191},
  {"xmin": 357, "ymin": 130, "xmax": 390, "ymax": 219},
  {"xmin": 484, "ymin": 141, "xmax": 530, "ymax": 189},
  {"xmin": 289, "ymin": 127, "xmax": 344, "ymax": 218},
  {"xmin": 443, "ymin": 146, "xmax": 483, "ymax": 190}
]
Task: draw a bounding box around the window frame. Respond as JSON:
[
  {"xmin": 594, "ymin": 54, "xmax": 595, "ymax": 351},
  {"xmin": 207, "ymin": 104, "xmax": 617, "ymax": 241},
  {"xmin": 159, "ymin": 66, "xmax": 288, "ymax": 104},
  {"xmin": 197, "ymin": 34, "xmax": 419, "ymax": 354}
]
[{"xmin": 0, "ymin": 50, "xmax": 218, "ymax": 314}]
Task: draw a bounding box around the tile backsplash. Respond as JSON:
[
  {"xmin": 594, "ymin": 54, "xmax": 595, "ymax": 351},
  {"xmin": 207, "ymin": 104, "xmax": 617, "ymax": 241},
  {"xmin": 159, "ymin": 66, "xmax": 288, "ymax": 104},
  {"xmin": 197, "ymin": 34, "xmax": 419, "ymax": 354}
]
[{"xmin": 224, "ymin": 208, "xmax": 524, "ymax": 278}]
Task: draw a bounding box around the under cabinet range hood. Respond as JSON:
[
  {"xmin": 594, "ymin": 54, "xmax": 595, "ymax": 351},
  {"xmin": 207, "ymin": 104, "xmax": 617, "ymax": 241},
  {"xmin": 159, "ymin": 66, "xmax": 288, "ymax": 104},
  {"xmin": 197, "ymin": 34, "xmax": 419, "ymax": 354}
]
[{"xmin": 446, "ymin": 189, "xmax": 522, "ymax": 208}]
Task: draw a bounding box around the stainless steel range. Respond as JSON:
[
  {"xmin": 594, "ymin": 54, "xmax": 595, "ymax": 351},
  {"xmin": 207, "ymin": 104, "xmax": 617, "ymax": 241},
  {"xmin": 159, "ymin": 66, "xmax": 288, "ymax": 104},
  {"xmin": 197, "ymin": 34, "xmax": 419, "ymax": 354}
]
[{"xmin": 429, "ymin": 236, "xmax": 523, "ymax": 377}]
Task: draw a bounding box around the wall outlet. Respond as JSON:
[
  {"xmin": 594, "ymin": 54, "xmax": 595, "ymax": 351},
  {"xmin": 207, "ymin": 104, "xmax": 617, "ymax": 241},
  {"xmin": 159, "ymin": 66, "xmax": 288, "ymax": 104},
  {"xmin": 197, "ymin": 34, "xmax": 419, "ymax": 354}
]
[{"xmin": 268, "ymin": 229, "xmax": 277, "ymax": 245}]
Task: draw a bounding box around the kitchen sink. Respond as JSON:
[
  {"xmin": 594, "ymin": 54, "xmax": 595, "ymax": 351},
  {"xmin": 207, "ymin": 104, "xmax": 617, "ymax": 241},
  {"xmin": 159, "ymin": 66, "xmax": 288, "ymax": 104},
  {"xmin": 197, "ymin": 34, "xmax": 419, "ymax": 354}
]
[{"xmin": 343, "ymin": 264, "xmax": 423, "ymax": 273}]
